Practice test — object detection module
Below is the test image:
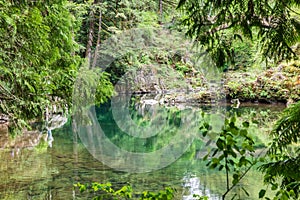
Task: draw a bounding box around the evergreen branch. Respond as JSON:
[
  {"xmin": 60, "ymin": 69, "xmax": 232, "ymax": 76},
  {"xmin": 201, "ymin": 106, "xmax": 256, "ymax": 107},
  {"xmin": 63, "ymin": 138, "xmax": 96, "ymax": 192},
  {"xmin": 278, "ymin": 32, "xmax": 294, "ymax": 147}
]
[{"xmin": 269, "ymin": 101, "xmax": 300, "ymax": 153}]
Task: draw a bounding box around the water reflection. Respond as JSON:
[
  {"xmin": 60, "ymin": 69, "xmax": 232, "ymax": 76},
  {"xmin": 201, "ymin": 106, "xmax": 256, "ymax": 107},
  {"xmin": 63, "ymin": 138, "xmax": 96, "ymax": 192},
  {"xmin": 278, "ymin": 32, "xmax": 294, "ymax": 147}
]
[
  {"xmin": 82, "ymin": 94, "xmax": 206, "ymax": 173},
  {"xmin": 0, "ymin": 95, "xmax": 285, "ymax": 199},
  {"xmin": 182, "ymin": 174, "xmax": 221, "ymax": 200}
]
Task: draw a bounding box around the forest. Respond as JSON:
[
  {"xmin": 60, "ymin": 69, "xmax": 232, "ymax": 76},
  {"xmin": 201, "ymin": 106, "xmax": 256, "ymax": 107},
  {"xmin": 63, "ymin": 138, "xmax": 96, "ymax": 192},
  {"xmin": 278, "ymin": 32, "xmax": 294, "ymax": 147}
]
[{"xmin": 0, "ymin": 0, "xmax": 300, "ymax": 199}]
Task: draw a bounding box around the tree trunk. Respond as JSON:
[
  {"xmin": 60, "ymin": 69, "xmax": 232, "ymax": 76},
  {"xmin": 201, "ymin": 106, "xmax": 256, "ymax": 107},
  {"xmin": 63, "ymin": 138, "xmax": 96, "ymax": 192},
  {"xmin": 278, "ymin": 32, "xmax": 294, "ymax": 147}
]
[
  {"xmin": 92, "ymin": 9, "xmax": 102, "ymax": 68},
  {"xmin": 85, "ymin": 1, "xmax": 97, "ymax": 63},
  {"xmin": 159, "ymin": 0, "xmax": 163, "ymax": 25}
]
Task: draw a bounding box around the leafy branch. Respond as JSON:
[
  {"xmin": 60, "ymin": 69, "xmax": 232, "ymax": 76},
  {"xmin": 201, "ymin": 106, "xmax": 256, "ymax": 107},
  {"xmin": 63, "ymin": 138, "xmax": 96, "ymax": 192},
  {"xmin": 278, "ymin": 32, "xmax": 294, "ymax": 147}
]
[{"xmin": 200, "ymin": 113, "xmax": 258, "ymax": 199}]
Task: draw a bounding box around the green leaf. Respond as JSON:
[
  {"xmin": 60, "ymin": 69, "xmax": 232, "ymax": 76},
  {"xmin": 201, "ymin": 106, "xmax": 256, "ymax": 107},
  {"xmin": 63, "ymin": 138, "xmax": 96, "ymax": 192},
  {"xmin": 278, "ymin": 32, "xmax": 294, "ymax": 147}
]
[
  {"xmin": 271, "ymin": 183, "xmax": 278, "ymax": 190},
  {"xmin": 202, "ymin": 130, "xmax": 208, "ymax": 137},
  {"xmin": 203, "ymin": 154, "xmax": 209, "ymax": 161},
  {"xmin": 212, "ymin": 149, "xmax": 219, "ymax": 157},
  {"xmin": 218, "ymin": 164, "xmax": 224, "ymax": 171},
  {"xmin": 239, "ymin": 129, "xmax": 248, "ymax": 136},
  {"xmin": 216, "ymin": 138, "xmax": 224, "ymax": 149},
  {"xmin": 242, "ymin": 121, "xmax": 250, "ymax": 128},
  {"xmin": 232, "ymin": 173, "xmax": 239, "ymax": 185}
]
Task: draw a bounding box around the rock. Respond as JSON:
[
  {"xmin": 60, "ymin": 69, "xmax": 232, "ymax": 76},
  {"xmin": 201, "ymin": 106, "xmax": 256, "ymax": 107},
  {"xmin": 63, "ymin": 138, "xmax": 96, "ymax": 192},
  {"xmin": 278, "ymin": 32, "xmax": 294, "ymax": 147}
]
[
  {"xmin": 47, "ymin": 114, "xmax": 68, "ymax": 131},
  {"xmin": 270, "ymin": 72, "xmax": 286, "ymax": 81},
  {"xmin": 175, "ymin": 95, "xmax": 186, "ymax": 103},
  {"xmin": 141, "ymin": 99, "xmax": 158, "ymax": 105},
  {"xmin": 159, "ymin": 98, "xmax": 165, "ymax": 104},
  {"xmin": 0, "ymin": 124, "xmax": 8, "ymax": 133},
  {"xmin": 231, "ymin": 99, "xmax": 240, "ymax": 108},
  {"xmin": 152, "ymin": 84, "xmax": 162, "ymax": 93},
  {"xmin": 286, "ymin": 98, "xmax": 295, "ymax": 107},
  {"xmin": 0, "ymin": 114, "xmax": 9, "ymax": 124},
  {"xmin": 139, "ymin": 87, "xmax": 147, "ymax": 93}
]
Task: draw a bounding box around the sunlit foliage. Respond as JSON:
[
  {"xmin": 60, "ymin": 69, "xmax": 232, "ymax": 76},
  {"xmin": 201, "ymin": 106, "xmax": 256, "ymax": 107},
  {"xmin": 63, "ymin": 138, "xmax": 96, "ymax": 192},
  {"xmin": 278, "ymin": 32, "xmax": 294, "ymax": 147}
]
[{"xmin": 178, "ymin": 0, "xmax": 300, "ymax": 67}]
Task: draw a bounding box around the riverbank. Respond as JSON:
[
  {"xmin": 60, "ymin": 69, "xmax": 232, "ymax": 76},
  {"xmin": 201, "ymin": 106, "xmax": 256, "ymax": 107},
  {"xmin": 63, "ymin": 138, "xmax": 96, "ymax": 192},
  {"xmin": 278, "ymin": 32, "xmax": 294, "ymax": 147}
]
[
  {"xmin": 1, "ymin": 57, "xmax": 299, "ymax": 136},
  {"xmin": 126, "ymin": 60, "xmax": 300, "ymax": 106}
]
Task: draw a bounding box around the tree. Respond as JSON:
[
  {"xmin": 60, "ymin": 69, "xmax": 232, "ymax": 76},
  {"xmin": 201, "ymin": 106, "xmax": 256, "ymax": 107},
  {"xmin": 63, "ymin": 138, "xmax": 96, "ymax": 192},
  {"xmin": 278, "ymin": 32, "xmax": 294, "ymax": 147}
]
[
  {"xmin": 177, "ymin": 1, "xmax": 300, "ymax": 199},
  {"xmin": 177, "ymin": 0, "xmax": 300, "ymax": 67},
  {"xmin": 200, "ymin": 112, "xmax": 257, "ymax": 200},
  {"xmin": 0, "ymin": 0, "xmax": 81, "ymax": 128},
  {"xmin": 85, "ymin": 0, "xmax": 97, "ymax": 62},
  {"xmin": 0, "ymin": 0, "xmax": 115, "ymax": 130},
  {"xmin": 159, "ymin": 0, "xmax": 163, "ymax": 25}
]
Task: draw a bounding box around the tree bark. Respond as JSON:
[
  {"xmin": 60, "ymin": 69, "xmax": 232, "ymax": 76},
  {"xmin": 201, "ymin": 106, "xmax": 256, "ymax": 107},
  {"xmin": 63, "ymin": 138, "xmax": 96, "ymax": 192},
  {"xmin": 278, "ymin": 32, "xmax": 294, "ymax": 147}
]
[
  {"xmin": 92, "ymin": 9, "xmax": 102, "ymax": 68},
  {"xmin": 85, "ymin": 0, "xmax": 97, "ymax": 63},
  {"xmin": 159, "ymin": 0, "xmax": 163, "ymax": 25}
]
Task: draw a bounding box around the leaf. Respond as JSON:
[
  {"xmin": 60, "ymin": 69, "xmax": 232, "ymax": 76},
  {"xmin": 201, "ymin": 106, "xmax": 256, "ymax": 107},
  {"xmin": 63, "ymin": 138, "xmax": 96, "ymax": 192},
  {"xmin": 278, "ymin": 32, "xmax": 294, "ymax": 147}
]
[
  {"xmin": 24, "ymin": 80, "xmax": 35, "ymax": 93},
  {"xmin": 242, "ymin": 121, "xmax": 250, "ymax": 128},
  {"xmin": 258, "ymin": 189, "xmax": 266, "ymax": 199},
  {"xmin": 233, "ymin": 34, "xmax": 243, "ymax": 42},
  {"xmin": 79, "ymin": 184, "xmax": 86, "ymax": 192},
  {"xmin": 229, "ymin": 149, "xmax": 237, "ymax": 158},
  {"xmin": 228, "ymin": 159, "xmax": 235, "ymax": 166},
  {"xmin": 218, "ymin": 164, "xmax": 224, "ymax": 171},
  {"xmin": 216, "ymin": 138, "xmax": 224, "ymax": 149},
  {"xmin": 115, "ymin": 12, "xmax": 127, "ymax": 20},
  {"xmin": 230, "ymin": 116, "xmax": 236, "ymax": 123},
  {"xmin": 239, "ymin": 129, "xmax": 247, "ymax": 136},
  {"xmin": 210, "ymin": 163, "xmax": 218, "ymax": 169},
  {"xmin": 271, "ymin": 183, "xmax": 278, "ymax": 190},
  {"xmin": 229, "ymin": 121, "xmax": 236, "ymax": 129},
  {"xmin": 230, "ymin": 194, "xmax": 237, "ymax": 200},
  {"xmin": 203, "ymin": 154, "xmax": 209, "ymax": 161},
  {"xmin": 205, "ymin": 139, "xmax": 212, "ymax": 146},
  {"xmin": 212, "ymin": 148, "xmax": 219, "ymax": 157},
  {"xmin": 202, "ymin": 130, "xmax": 208, "ymax": 137}
]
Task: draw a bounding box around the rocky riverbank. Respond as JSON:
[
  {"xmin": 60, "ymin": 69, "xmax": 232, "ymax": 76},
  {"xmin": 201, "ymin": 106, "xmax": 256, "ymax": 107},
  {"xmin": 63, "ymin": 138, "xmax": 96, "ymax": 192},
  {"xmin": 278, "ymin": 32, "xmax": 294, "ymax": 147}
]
[
  {"xmin": 0, "ymin": 112, "xmax": 67, "ymax": 150},
  {"xmin": 116, "ymin": 61, "xmax": 300, "ymax": 106},
  {"xmin": 224, "ymin": 64, "xmax": 300, "ymax": 104}
]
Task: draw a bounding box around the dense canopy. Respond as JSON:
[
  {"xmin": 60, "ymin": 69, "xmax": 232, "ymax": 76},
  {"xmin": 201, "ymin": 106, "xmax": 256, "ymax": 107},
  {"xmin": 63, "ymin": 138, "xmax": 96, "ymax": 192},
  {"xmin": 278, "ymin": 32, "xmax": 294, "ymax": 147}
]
[{"xmin": 178, "ymin": 0, "xmax": 300, "ymax": 66}]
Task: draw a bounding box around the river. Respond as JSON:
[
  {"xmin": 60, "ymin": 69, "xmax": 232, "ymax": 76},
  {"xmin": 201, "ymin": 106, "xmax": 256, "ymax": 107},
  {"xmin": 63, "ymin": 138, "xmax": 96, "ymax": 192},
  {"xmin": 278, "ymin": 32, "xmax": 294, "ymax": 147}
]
[{"xmin": 0, "ymin": 95, "xmax": 285, "ymax": 199}]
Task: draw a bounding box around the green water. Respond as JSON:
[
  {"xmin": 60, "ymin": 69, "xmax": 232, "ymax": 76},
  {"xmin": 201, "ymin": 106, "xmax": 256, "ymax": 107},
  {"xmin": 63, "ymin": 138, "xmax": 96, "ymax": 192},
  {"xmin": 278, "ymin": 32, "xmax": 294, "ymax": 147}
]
[{"xmin": 0, "ymin": 97, "xmax": 285, "ymax": 199}]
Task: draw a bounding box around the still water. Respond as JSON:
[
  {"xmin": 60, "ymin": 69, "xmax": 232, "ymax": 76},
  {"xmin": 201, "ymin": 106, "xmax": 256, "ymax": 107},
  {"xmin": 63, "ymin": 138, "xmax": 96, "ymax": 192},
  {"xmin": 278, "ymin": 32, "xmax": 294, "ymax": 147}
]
[{"xmin": 0, "ymin": 96, "xmax": 285, "ymax": 199}]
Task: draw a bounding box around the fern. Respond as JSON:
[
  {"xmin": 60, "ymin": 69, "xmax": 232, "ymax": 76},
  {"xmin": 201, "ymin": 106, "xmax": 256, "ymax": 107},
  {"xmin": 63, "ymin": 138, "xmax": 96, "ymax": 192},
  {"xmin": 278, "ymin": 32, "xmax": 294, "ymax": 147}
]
[
  {"xmin": 259, "ymin": 101, "xmax": 300, "ymax": 199},
  {"xmin": 269, "ymin": 101, "xmax": 300, "ymax": 154}
]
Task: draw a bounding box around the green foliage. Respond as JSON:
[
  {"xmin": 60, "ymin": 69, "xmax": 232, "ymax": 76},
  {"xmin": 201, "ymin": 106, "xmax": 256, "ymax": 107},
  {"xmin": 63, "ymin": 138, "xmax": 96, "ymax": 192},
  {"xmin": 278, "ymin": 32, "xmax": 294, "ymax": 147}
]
[
  {"xmin": 200, "ymin": 113, "xmax": 257, "ymax": 199},
  {"xmin": 72, "ymin": 63, "xmax": 114, "ymax": 127},
  {"xmin": 140, "ymin": 187, "xmax": 174, "ymax": 200},
  {"xmin": 178, "ymin": 0, "xmax": 300, "ymax": 66},
  {"xmin": 259, "ymin": 101, "xmax": 300, "ymax": 199},
  {"xmin": 232, "ymin": 38, "xmax": 256, "ymax": 70},
  {"xmin": 193, "ymin": 194, "xmax": 209, "ymax": 200},
  {"xmin": 74, "ymin": 182, "xmax": 175, "ymax": 200},
  {"xmin": 74, "ymin": 0, "xmax": 178, "ymax": 58},
  {"xmin": 73, "ymin": 63, "xmax": 114, "ymax": 109},
  {"xmin": 269, "ymin": 101, "xmax": 300, "ymax": 152},
  {"xmin": 94, "ymin": 26, "xmax": 194, "ymax": 90},
  {"xmin": 0, "ymin": 0, "xmax": 81, "ymax": 128},
  {"xmin": 174, "ymin": 62, "xmax": 193, "ymax": 75},
  {"xmin": 74, "ymin": 182, "xmax": 132, "ymax": 199},
  {"xmin": 225, "ymin": 64, "xmax": 300, "ymax": 102},
  {"xmin": 138, "ymin": 11, "xmax": 160, "ymax": 28}
]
